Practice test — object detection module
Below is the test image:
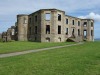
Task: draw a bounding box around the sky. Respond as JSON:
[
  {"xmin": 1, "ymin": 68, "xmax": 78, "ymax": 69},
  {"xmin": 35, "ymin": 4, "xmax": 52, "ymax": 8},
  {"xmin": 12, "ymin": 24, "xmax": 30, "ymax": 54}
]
[{"xmin": 0, "ymin": 0, "xmax": 100, "ymax": 38}]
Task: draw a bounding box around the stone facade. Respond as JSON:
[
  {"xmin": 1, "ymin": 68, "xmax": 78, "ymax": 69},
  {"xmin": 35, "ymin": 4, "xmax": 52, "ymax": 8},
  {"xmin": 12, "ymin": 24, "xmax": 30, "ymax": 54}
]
[
  {"xmin": 17, "ymin": 15, "xmax": 29, "ymax": 41},
  {"xmin": 2, "ymin": 25, "xmax": 17, "ymax": 42},
  {"xmin": 1, "ymin": 9, "xmax": 94, "ymax": 42},
  {"xmin": 6, "ymin": 26, "xmax": 17, "ymax": 41},
  {"xmin": 2, "ymin": 32, "xmax": 7, "ymax": 42}
]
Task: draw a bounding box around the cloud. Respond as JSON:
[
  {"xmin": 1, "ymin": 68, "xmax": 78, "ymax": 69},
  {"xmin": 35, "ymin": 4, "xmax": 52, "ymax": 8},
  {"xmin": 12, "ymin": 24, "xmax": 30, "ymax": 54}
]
[
  {"xmin": 0, "ymin": 0, "xmax": 100, "ymax": 38},
  {"xmin": 0, "ymin": 0, "xmax": 100, "ymax": 15},
  {"xmin": 78, "ymin": 12, "xmax": 100, "ymax": 21}
]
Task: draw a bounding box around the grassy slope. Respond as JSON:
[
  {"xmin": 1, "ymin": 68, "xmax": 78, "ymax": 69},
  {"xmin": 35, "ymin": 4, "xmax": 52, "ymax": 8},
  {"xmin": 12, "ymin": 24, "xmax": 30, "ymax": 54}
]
[
  {"xmin": 0, "ymin": 42, "xmax": 100, "ymax": 75},
  {"xmin": 0, "ymin": 41, "xmax": 74, "ymax": 54}
]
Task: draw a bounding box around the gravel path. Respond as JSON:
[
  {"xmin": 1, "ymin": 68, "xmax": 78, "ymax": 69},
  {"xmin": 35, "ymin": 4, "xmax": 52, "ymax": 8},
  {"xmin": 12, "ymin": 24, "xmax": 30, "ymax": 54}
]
[{"xmin": 0, "ymin": 42, "xmax": 84, "ymax": 58}]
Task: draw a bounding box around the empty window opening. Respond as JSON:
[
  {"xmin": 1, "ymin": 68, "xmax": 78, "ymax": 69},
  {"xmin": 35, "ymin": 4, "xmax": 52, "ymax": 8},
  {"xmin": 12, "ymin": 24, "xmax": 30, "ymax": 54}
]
[
  {"xmin": 78, "ymin": 21, "xmax": 80, "ymax": 26},
  {"xmin": 46, "ymin": 37, "xmax": 50, "ymax": 42},
  {"xmin": 66, "ymin": 28, "xmax": 68, "ymax": 35},
  {"xmin": 46, "ymin": 25, "xmax": 50, "ymax": 34},
  {"xmin": 78, "ymin": 29, "xmax": 80, "ymax": 36},
  {"xmin": 72, "ymin": 29, "xmax": 74, "ymax": 34},
  {"xmin": 72, "ymin": 29, "xmax": 75, "ymax": 36},
  {"xmin": 58, "ymin": 14, "xmax": 61, "ymax": 21},
  {"xmin": 29, "ymin": 18, "xmax": 31, "ymax": 24},
  {"xmin": 12, "ymin": 29, "xmax": 15, "ymax": 35},
  {"xmin": 58, "ymin": 26, "xmax": 61, "ymax": 34},
  {"xmin": 84, "ymin": 22, "xmax": 87, "ymax": 26},
  {"xmin": 35, "ymin": 26, "xmax": 37, "ymax": 34},
  {"xmin": 84, "ymin": 30, "xmax": 87, "ymax": 38},
  {"xmin": 91, "ymin": 22, "xmax": 93, "ymax": 27},
  {"xmin": 45, "ymin": 13, "xmax": 51, "ymax": 20},
  {"xmin": 58, "ymin": 37, "xmax": 61, "ymax": 42},
  {"xmin": 66, "ymin": 19, "xmax": 68, "ymax": 24},
  {"xmin": 35, "ymin": 15, "xmax": 37, "ymax": 22},
  {"xmin": 23, "ymin": 18, "xmax": 27, "ymax": 24},
  {"xmin": 91, "ymin": 30, "xmax": 93, "ymax": 36},
  {"xmin": 72, "ymin": 20, "xmax": 74, "ymax": 25}
]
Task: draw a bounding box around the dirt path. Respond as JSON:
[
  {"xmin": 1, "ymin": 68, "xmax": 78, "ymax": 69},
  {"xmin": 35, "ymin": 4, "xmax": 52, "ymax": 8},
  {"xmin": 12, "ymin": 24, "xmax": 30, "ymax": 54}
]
[{"xmin": 0, "ymin": 42, "xmax": 84, "ymax": 58}]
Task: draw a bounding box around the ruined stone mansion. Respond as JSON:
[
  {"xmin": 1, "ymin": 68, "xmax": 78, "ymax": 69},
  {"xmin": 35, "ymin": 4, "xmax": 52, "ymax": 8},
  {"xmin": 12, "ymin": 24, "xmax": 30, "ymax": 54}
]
[{"xmin": 2, "ymin": 9, "xmax": 94, "ymax": 42}]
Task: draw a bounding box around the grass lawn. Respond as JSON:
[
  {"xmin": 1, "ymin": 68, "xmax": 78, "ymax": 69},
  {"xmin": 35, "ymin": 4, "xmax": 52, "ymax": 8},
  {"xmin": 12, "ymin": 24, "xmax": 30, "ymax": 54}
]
[
  {"xmin": 0, "ymin": 41, "xmax": 74, "ymax": 54},
  {"xmin": 0, "ymin": 42, "xmax": 100, "ymax": 75}
]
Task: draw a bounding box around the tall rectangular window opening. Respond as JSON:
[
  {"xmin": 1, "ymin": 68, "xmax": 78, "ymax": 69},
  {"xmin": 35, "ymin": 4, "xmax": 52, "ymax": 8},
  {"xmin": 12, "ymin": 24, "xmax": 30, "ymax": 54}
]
[
  {"xmin": 91, "ymin": 22, "xmax": 93, "ymax": 27},
  {"xmin": 78, "ymin": 29, "xmax": 80, "ymax": 36},
  {"xmin": 84, "ymin": 30, "xmax": 87, "ymax": 38},
  {"xmin": 35, "ymin": 26, "xmax": 37, "ymax": 34},
  {"xmin": 58, "ymin": 26, "xmax": 61, "ymax": 34},
  {"xmin": 45, "ymin": 13, "xmax": 51, "ymax": 20},
  {"xmin": 23, "ymin": 18, "xmax": 27, "ymax": 24},
  {"xmin": 78, "ymin": 21, "xmax": 80, "ymax": 26},
  {"xmin": 58, "ymin": 14, "xmax": 61, "ymax": 21},
  {"xmin": 66, "ymin": 28, "xmax": 68, "ymax": 35},
  {"xmin": 12, "ymin": 29, "xmax": 15, "ymax": 35},
  {"xmin": 72, "ymin": 20, "xmax": 74, "ymax": 25},
  {"xmin": 29, "ymin": 18, "xmax": 31, "ymax": 24},
  {"xmin": 72, "ymin": 29, "xmax": 74, "ymax": 35},
  {"xmin": 35, "ymin": 15, "xmax": 37, "ymax": 22},
  {"xmin": 84, "ymin": 22, "xmax": 87, "ymax": 26},
  {"xmin": 66, "ymin": 19, "xmax": 68, "ymax": 24},
  {"xmin": 46, "ymin": 25, "xmax": 50, "ymax": 34},
  {"xmin": 91, "ymin": 30, "xmax": 93, "ymax": 36}
]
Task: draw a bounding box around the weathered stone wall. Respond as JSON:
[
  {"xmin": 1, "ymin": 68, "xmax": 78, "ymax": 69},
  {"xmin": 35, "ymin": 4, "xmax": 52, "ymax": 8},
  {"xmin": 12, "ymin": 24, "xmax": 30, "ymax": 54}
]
[
  {"xmin": 16, "ymin": 9, "xmax": 94, "ymax": 42},
  {"xmin": 81, "ymin": 19, "xmax": 94, "ymax": 41},
  {"xmin": 40, "ymin": 9, "xmax": 66, "ymax": 42},
  {"xmin": 2, "ymin": 32, "xmax": 7, "ymax": 42},
  {"xmin": 7, "ymin": 28, "xmax": 12, "ymax": 41},
  {"xmin": 28, "ymin": 10, "xmax": 41, "ymax": 42},
  {"xmin": 14, "ymin": 23, "xmax": 18, "ymax": 41},
  {"xmin": 17, "ymin": 15, "xmax": 28, "ymax": 41},
  {"xmin": 65, "ymin": 16, "xmax": 83, "ymax": 42}
]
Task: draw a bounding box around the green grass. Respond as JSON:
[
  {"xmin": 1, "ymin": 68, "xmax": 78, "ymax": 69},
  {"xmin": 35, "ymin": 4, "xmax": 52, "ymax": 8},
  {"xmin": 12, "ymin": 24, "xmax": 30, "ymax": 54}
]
[
  {"xmin": 0, "ymin": 41, "xmax": 74, "ymax": 54},
  {"xmin": 0, "ymin": 42, "xmax": 100, "ymax": 75}
]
